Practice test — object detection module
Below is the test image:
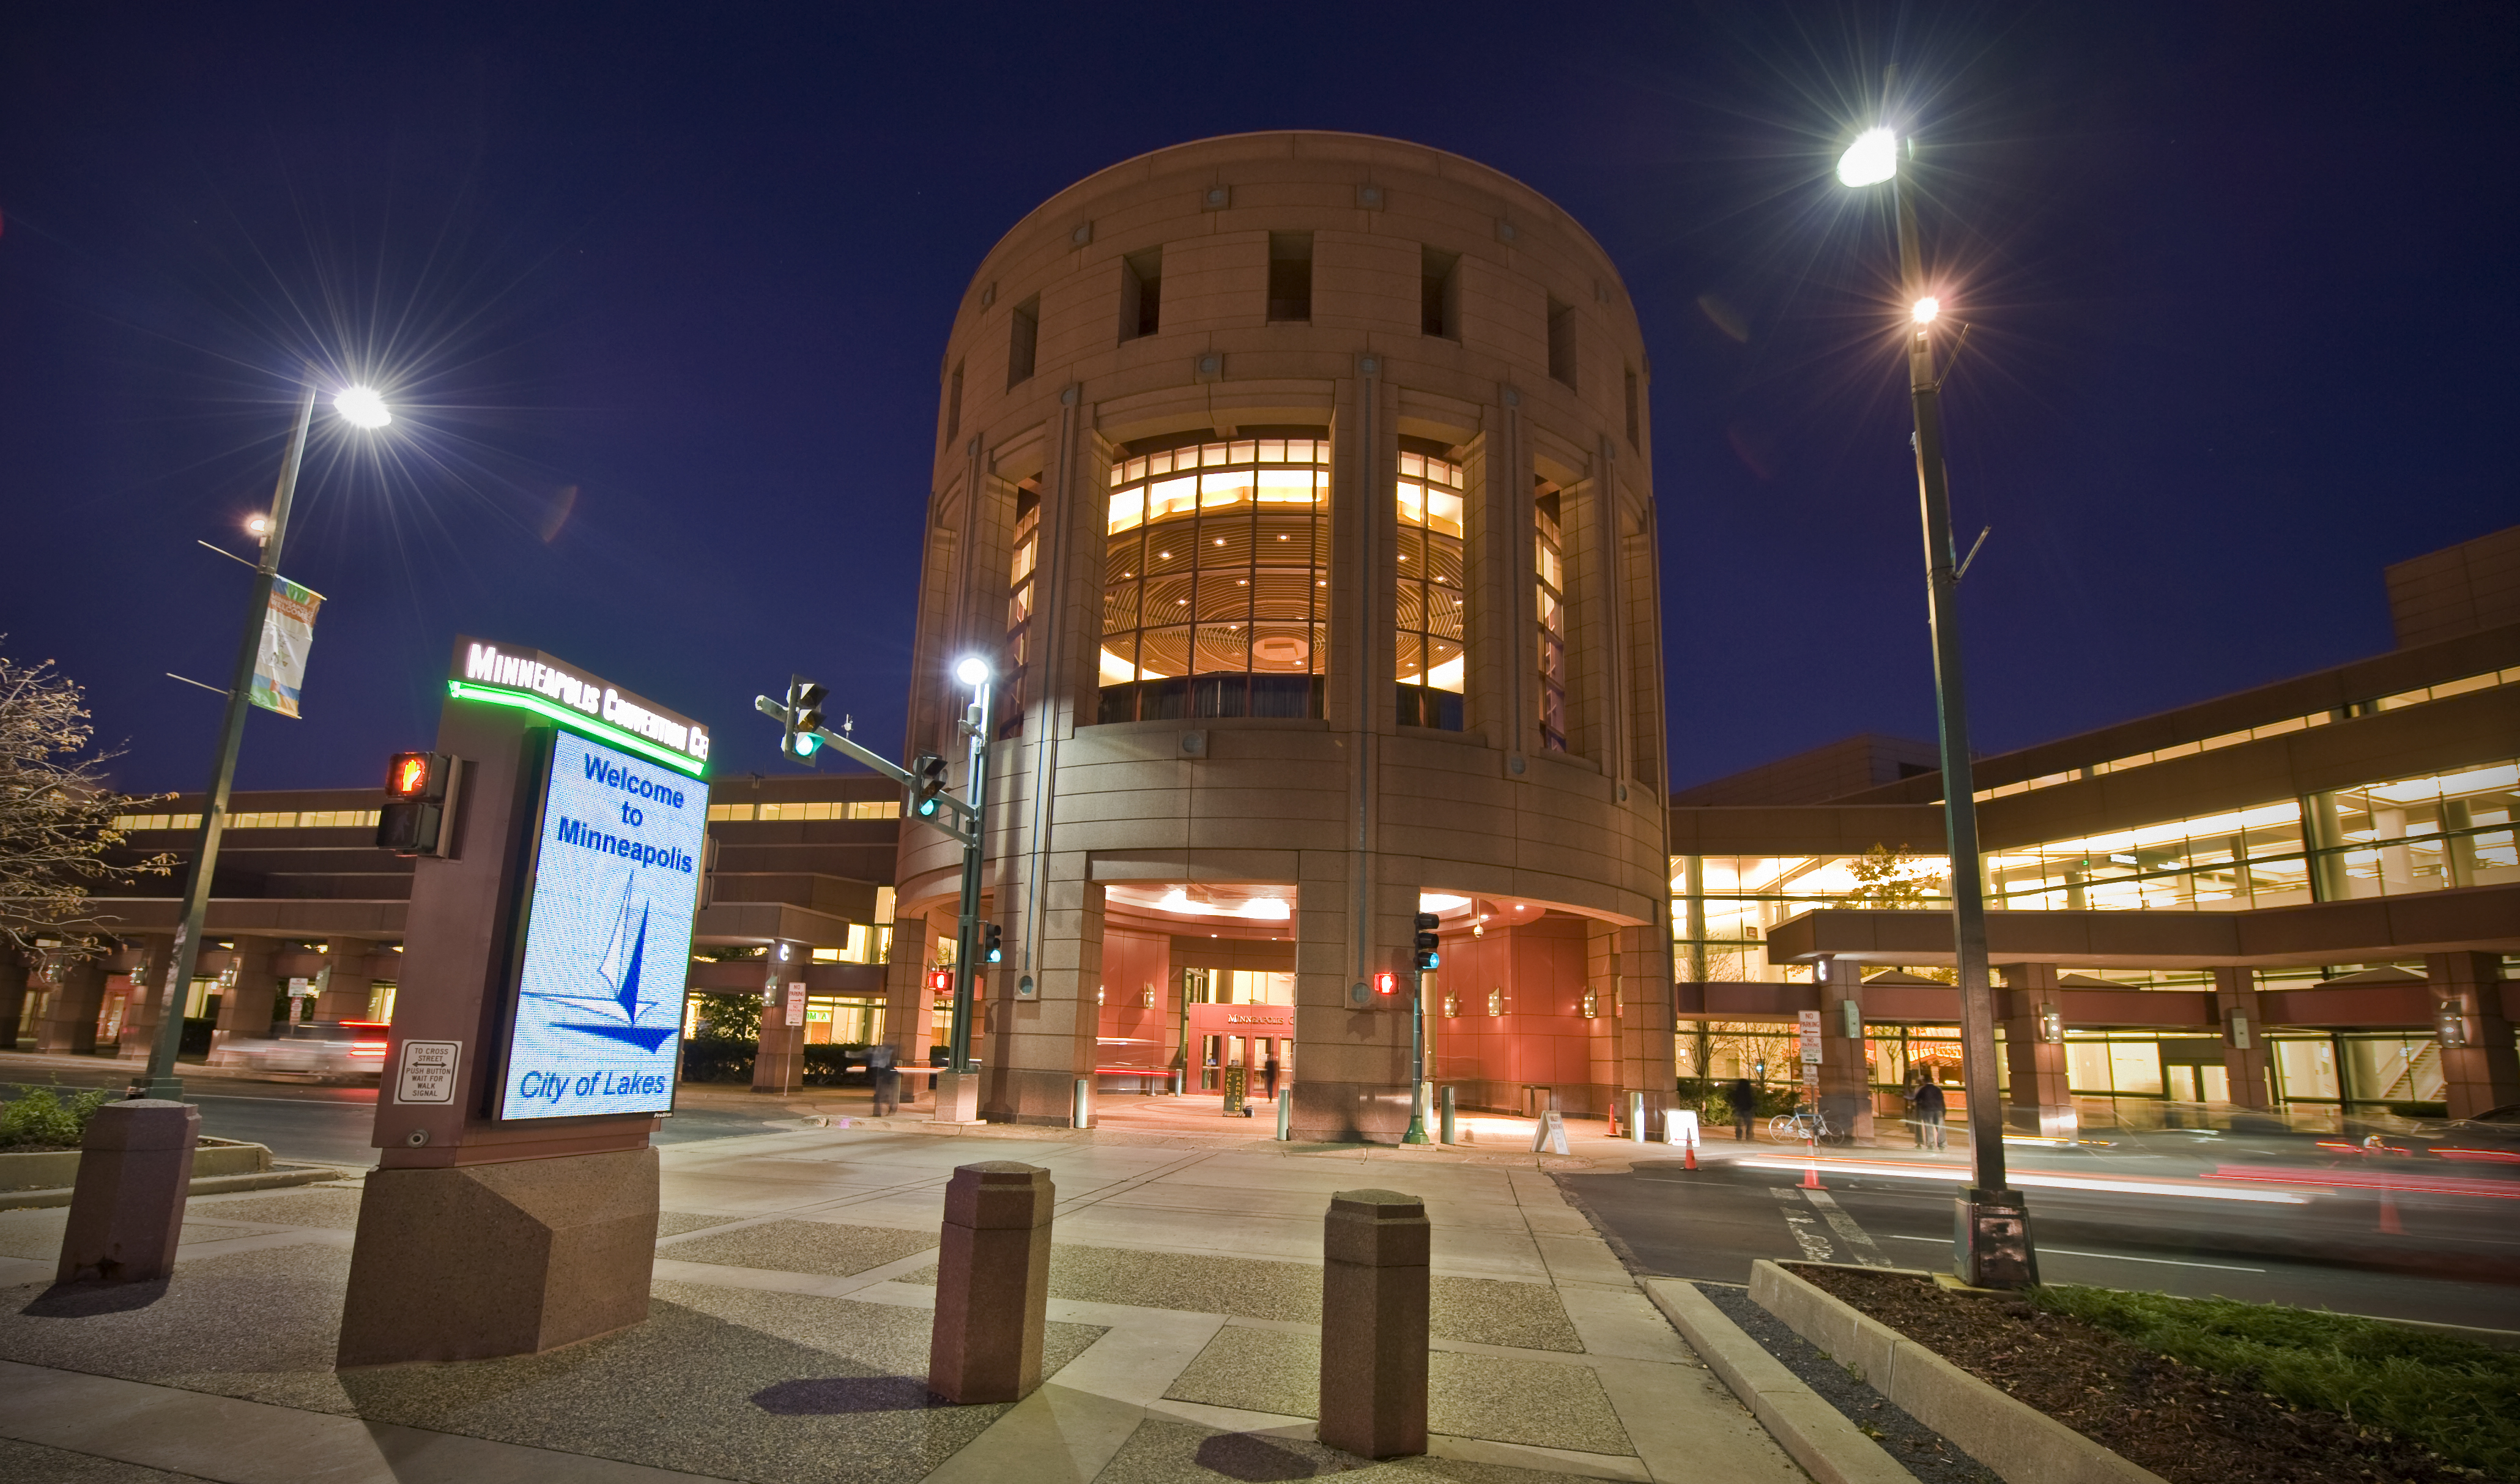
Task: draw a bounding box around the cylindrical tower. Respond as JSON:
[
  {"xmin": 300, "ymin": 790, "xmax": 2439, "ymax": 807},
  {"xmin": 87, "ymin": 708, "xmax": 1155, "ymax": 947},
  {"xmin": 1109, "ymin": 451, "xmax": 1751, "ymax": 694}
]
[{"xmin": 887, "ymin": 132, "xmax": 1671, "ymax": 1140}]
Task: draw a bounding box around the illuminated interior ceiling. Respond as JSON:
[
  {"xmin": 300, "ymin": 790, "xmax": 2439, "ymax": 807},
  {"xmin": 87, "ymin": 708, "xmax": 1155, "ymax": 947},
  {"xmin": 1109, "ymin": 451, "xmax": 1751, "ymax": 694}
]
[{"xmin": 1105, "ymin": 882, "xmax": 1295, "ymax": 925}]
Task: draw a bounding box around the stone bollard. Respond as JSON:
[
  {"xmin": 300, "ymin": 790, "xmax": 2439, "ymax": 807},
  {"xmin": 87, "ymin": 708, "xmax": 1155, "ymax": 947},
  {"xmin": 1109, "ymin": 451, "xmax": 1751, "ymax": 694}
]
[
  {"xmin": 57, "ymin": 1099, "xmax": 199, "ymax": 1285},
  {"xmin": 1318, "ymin": 1188, "xmax": 1429, "ymax": 1458},
  {"xmin": 927, "ymin": 1160, "xmax": 1054, "ymax": 1403}
]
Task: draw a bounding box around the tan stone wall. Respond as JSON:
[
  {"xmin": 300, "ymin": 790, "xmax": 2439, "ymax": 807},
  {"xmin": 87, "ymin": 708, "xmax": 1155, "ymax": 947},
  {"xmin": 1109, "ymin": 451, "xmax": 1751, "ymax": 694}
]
[{"xmin": 895, "ymin": 133, "xmax": 1671, "ymax": 1137}]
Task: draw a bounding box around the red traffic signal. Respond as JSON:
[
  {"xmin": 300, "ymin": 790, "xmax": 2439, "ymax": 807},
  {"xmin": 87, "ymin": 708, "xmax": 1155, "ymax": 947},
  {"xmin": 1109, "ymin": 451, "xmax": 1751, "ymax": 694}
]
[
  {"xmin": 927, "ymin": 969, "xmax": 954, "ymax": 996},
  {"xmin": 388, "ymin": 751, "xmax": 439, "ymax": 799},
  {"xmin": 1373, "ymin": 971, "xmax": 1398, "ymax": 996}
]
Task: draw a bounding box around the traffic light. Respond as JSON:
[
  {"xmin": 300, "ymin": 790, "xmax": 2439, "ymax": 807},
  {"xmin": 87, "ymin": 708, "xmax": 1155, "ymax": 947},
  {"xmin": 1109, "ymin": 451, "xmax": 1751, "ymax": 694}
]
[
  {"xmin": 1373, "ymin": 970, "xmax": 1398, "ymax": 997},
  {"xmin": 782, "ymin": 677, "xmax": 828, "ymax": 762},
  {"xmin": 981, "ymin": 922, "xmax": 1004, "ymax": 964},
  {"xmin": 376, "ymin": 751, "xmax": 460, "ymax": 858},
  {"xmin": 1412, "ymin": 911, "xmax": 1442, "ymax": 971},
  {"xmin": 908, "ymin": 752, "xmax": 948, "ymax": 818}
]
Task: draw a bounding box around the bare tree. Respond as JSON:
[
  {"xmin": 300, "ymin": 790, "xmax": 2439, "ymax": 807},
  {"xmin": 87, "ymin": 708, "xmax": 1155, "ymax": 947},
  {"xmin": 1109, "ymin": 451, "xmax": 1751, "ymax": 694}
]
[{"xmin": 0, "ymin": 644, "xmax": 171, "ymax": 955}]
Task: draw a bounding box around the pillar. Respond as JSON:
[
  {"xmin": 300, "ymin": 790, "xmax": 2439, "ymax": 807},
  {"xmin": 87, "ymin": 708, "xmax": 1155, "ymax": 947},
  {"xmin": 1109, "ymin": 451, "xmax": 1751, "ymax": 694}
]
[
  {"xmin": 984, "ymin": 856, "xmax": 1097, "ymax": 1124},
  {"xmin": 926, "ymin": 1161, "xmax": 1054, "ymax": 1403},
  {"xmin": 38, "ymin": 953, "xmax": 106, "ymax": 1055},
  {"xmin": 1612, "ymin": 923, "xmax": 1677, "ymax": 1138},
  {"xmin": 1996, "ymin": 962, "xmax": 2073, "ymax": 1138},
  {"xmin": 314, "ymin": 941, "xmax": 374, "ymax": 1023},
  {"xmin": 0, "ymin": 945, "xmax": 29, "ymax": 1050},
  {"xmin": 215, "ymin": 936, "xmax": 281, "ymax": 1044},
  {"xmin": 56, "ymin": 1100, "xmax": 200, "ymax": 1285},
  {"xmin": 1289, "ymin": 864, "xmax": 1412, "ymax": 1145},
  {"xmin": 2431, "ymin": 951, "xmax": 2518, "ymax": 1121},
  {"xmin": 1813, "ymin": 959, "xmax": 1874, "ymax": 1141},
  {"xmin": 2209, "ymin": 965, "xmax": 2275, "ymax": 1111},
  {"xmin": 114, "ymin": 934, "xmax": 177, "ymax": 1059},
  {"xmin": 1318, "ymin": 1188, "xmax": 1429, "ymax": 1459},
  {"xmin": 752, "ymin": 938, "xmax": 808, "ymax": 1094}
]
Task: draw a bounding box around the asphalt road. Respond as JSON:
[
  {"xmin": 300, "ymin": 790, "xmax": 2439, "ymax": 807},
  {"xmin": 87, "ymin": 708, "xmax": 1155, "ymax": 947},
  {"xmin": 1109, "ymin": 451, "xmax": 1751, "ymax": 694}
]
[
  {"xmin": 1563, "ymin": 1145, "xmax": 2520, "ymax": 1333},
  {"xmin": 2, "ymin": 1072, "xmax": 792, "ymax": 1167}
]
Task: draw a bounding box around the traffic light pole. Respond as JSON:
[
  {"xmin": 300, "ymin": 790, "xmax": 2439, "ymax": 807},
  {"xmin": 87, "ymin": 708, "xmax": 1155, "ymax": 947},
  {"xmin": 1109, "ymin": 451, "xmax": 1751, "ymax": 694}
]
[
  {"xmin": 1403, "ymin": 970, "xmax": 1431, "ymax": 1144},
  {"xmin": 140, "ymin": 383, "xmax": 318, "ymax": 1101},
  {"xmin": 945, "ymin": 678, "xmax": 992, "ymax": 1074}
]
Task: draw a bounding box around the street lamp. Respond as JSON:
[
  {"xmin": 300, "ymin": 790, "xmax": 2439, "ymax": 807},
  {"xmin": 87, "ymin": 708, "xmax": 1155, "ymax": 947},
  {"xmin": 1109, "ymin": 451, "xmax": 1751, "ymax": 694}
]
[
  {"xmin": 944, "ymin": 656, "xmax": 995, "ymax": 1080},
  {"xmin": 136, "ymin": 382, "xmax": 388, "ymax": 1101},
  {"xmin": 1836, "ymin": 117, "xmax": 2037, "ymax": 1288}
]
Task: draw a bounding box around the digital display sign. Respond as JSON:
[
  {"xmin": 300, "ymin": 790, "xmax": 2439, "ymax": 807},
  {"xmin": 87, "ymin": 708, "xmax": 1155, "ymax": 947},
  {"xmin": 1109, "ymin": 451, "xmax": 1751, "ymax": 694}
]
[{"xmin": 496, "ymin": 729, "xmax": 706, "ymax": 1121}]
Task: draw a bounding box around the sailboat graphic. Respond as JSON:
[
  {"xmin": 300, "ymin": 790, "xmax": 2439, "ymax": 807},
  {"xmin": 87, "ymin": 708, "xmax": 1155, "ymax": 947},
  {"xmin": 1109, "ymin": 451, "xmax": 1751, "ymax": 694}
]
[{"xmin": 530, "ymin": 873, "xmax": 678, "ymax": 1052}]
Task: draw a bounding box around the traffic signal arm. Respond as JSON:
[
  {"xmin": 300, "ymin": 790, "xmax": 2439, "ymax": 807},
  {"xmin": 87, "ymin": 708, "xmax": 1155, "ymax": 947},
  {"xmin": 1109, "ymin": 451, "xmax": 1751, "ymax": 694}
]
[{"xmin": 750, "ymin": 694, "xmax": 980, "ymax": 841}]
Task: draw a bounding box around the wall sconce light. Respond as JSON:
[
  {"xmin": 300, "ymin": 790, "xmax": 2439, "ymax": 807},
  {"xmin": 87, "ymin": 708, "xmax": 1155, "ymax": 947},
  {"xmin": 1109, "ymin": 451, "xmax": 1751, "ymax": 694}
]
[
  {"xmin": 1141, "ymin": 985, "xmax": 1157, "ymax": 1009},
  {"xmin": 2226, "ymin": 1011, "xmax": 2251, "ymax": 1050},
  {"xmin": 1580, "ymin": 988, "xmax": 1598, "ymax": 1018},
  {"xmin": 1441, "ymin": 993, "xmax": 1459, "ymax": 1017},
  {"xmin": 2435, "ymin": 1002, "xmax": 2470, "ymax": 1048},
  {"xmin": 1486, "ymin": 987, "xmax": 1504, "ymax": 1017},
  {"xmin": 1095, "ymin": 986, "xmax": 1106, "ymax": 1006},
  {"xmin": 2038, "ymin": 1005, "xmax": 2063, "ymax": 1044},
  {"xmin": 1472, "ymin": 920, "xmax": 1484, "ymax": 938}
]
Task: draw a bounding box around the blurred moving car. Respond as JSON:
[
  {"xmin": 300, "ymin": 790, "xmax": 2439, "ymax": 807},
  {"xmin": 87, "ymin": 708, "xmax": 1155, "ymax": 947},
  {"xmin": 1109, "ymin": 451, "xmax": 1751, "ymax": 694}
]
[{"xmin": 207, "ymin": 1020, "xmax": 390, "ymax": 1079}]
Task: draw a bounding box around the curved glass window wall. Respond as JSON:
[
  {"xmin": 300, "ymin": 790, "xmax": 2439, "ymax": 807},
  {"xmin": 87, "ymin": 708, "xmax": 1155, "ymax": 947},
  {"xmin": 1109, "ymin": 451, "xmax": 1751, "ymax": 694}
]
[
  {"xmin": 1395, "ymin": 451, "xmax": 1466, "ymax": 730},
  {"xmin": 1099, "ymin": 437, "xmax": 1329, "ymax": 724}
]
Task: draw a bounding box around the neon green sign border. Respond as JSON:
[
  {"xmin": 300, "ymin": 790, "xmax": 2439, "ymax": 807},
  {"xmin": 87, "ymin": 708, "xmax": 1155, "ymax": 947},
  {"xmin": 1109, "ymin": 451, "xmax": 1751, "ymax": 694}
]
[{"xmin": 446, "ymin": 680, "xmax": 708, "ymax": 778}]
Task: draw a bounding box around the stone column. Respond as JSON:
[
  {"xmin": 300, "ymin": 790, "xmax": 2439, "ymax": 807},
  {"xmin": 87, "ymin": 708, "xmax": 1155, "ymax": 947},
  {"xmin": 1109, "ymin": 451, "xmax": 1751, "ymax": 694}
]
[
  {"xmin": 984, "ymin": 855, "xmax": 1098, "ymax": 1125},
  {"xmin": 115, "ymin": 934, "xmax": 178, "ymax": 1059},
  {"xmin": 1318, "ymin": 1188, "xmax": 1429, "ymax": 1459},
  {"xmin": 2209, "ymin": 966, "xmax": 2275, "ymax": 1111},
  {"xmin": 927, "ymin": 1161, "xmax": 1053, "ymax": 1403},
  {"xmin": 315, "ymin": 942, "xmax": 374, "ymax": 1023},
  {"xmin": 40, "ymin": 954, "xmax": 108, "ymax": 1055},
  {"xmin": 215, "ymin": 936, "xmax": 281, "ymax": 1044},
  {"xmin": 1290, "ymin": 866, "xmax": 1413, "ymax": 1144},
  {"xmin": 1996, "ymin": 963, "xmax": 2074, "ymax": 1137},
  {"xmin": 752, "ymin": 939, "xmax": 808, "ymax": 1094},
  {"xmin": 1613, "ymin": 922, "xmax": 1676, "ymax": 1138},
  {"xmin": 1813, "ymin": 958, "xmax": 1874, "ymax": 1141},
  {"xmin": 0, "ymin": 945, "xmax": 30, "ymax": 1050},
  {"xmin": 2431, "ymin": 951, "xmax": 2517, "ymax": 1121}
]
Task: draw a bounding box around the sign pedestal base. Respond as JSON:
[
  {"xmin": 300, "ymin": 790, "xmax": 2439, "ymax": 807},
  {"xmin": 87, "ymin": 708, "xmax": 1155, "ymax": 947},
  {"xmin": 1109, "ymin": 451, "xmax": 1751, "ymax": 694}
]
[
  {"xmin": 937, "ymin": 1070, "xmax": 981, "ymax": 1124},
  {"xmin": 337, "ymin": 1146, "xmax": 658, "ymax": 1367}
]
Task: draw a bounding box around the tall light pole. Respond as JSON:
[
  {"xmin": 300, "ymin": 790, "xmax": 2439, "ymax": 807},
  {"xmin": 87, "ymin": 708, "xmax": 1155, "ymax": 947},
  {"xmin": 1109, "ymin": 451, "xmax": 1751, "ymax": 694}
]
[
  {"xmin": 1837, "ymin": 122, "xmax": 2037, "ymax": 1288},
  {"xmin": 945, "ymin": 655, "xmax": 995, "ymax": 1077},
  {"xmin": 138, "ymin": 380, "xmax": 391, "ymax": 1100}
]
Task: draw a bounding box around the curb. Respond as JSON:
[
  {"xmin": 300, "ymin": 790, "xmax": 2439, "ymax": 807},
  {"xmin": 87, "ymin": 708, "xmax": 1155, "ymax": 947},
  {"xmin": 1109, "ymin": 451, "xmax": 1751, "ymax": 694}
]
[
  {"xmin": 1639, "ymin": 1277, "xmax": 1914, "ymax": 1484},
  {"xmin": 0, "ymin": 1165, "xmax": 335, "ymax": 1212},
  {"xmin": 1751, "ymin": 1260, "xmax": 2167, "ymax": 1484}
]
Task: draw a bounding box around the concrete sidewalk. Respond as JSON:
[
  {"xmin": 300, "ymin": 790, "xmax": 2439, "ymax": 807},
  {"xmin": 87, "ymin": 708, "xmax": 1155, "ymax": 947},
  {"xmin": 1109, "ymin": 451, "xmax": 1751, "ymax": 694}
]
[{"xmin": 0, "ymin": 1117, "xmax": 1809, "ymax": 1484}]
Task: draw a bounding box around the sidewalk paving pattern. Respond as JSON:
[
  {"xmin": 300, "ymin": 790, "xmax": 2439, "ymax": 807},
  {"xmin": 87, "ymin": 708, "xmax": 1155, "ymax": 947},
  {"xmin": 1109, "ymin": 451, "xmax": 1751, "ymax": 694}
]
[{"xmin": 0, "ymin": 1102, "xmax": 1811, "ymax": 1484}]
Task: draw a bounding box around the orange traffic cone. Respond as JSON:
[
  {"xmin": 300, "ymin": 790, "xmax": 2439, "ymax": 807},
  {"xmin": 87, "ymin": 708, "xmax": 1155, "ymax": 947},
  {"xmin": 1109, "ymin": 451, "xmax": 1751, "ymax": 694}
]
[
  {"xmin": 1801, "ymin": 1138, "xmax": 1822, "ymax": 1189},
  {"xmin": 1683, "ymin": 1138, "xmax": 1699, "ymax": 1171}
]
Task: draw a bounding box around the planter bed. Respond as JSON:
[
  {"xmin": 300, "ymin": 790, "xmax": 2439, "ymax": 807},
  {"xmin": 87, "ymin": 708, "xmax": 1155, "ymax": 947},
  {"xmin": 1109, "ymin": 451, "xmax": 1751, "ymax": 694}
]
[{"xmin": 1786, "ymin": 1263, "xmax": 2511, "ymax": 1484}]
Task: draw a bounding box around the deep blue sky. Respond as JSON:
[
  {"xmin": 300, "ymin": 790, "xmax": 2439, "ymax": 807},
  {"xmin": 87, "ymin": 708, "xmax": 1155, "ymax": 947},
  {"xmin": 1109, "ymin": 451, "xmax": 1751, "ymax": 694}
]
[{"xmin": 3, "ymin": 4, "xmax": 2511, "ymax": 798}]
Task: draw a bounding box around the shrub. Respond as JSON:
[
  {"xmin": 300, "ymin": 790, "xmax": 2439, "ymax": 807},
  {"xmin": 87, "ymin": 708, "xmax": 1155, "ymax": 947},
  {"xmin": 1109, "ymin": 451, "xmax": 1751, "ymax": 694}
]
[
  {"xmin": 0, "ymin": 1087, "xmax": 116, "ymax": 1149},
  {"xmin": 2034, "ymin": 1285, "xmax": 2520, "ymax": 1477}
]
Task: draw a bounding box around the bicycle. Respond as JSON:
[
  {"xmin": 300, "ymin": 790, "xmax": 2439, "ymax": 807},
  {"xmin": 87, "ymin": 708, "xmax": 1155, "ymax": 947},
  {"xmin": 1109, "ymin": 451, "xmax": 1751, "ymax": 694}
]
[{"xmin": 1767, "ymin": 1106, "xmax": 1837, "ymax": 1144}]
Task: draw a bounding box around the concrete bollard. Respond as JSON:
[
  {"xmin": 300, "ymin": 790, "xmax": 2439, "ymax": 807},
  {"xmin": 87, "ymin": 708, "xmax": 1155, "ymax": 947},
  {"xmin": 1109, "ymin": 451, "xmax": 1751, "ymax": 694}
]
[
  {"xmin": 1318, "ymin": 1188, "xmax": 1429, "ymax": 1458},
  {"xmin": 928, "ymin": 1160, "xmax": 1054, "ymax": 1403},
  {"xmin": 1071, "ymin": 1076, "xmax": 1094, "ymax": 1129},
  {"xmin": 57, "ymin": 1099, "xmax": 199, "ymax": 1285},
  {"xmin": 1439, "ymin": 1085, "xmax": 1456, "ymax": 1144}
]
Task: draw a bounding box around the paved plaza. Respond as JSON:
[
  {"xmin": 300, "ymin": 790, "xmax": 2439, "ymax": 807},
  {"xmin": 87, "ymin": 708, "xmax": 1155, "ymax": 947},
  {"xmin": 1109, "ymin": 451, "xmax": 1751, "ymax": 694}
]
[{"xmin": 0, "ymin": 1096, "xmax": 1804, "ymax": 1484}]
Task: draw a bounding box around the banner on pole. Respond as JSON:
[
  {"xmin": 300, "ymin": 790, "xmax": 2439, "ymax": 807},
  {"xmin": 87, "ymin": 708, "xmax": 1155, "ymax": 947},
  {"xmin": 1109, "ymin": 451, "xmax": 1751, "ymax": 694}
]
[{"xmin": 249, "ymin": 577, "xmax": 324, "ymax": 718}]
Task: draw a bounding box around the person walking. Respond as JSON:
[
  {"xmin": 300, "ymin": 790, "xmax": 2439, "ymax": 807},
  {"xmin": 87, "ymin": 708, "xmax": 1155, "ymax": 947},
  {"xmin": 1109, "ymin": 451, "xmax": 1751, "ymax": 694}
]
[
  {"xmin": 1262, "ymin": 1050, "xmax": 1281, "ymax": 1101},
  {"xmin": 1726, "ymin": 1077, "xmax": 1758, "ymax": 1141},
  {"xmin": 867, "ymin": 1042, "xmax": 899, "ymax": 1118},
  {"xmin": 1913, "ymin": 1077, "xmax": 1947, "ymax": 1151}
]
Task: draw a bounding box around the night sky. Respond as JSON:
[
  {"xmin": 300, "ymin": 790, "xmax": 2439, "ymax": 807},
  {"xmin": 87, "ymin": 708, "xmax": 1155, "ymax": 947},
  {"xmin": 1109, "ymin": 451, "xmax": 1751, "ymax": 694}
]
[{"xmin": 4, "ymin": 4, "xmax": 2511, "ymax": 800}]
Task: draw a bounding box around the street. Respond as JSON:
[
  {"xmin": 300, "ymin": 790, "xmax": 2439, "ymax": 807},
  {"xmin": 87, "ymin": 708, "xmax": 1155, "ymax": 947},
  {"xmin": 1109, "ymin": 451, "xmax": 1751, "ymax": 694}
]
[
  {"xmin": 1563, "ymin": 1137, "xmax": 2520, "ymax": 1334},
  {"xmin": 2, "ymin": 1069, "xmax": 794, "ymax": 1167}
]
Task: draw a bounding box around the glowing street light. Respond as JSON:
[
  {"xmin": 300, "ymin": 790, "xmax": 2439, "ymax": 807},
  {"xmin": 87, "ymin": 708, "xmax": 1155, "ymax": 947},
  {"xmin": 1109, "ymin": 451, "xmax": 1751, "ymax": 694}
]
[
  {"xmin": 940, "ymin": 653, "xmax": 998, "ymax": 1084},
  {"xmin": 138, "ymin": 380, "xmax": 390, "ymax": 1102},
  {"xmin": 952, "ymin": 655, "xmax": 992, "ymax": 688},
  {"xmin": 333, "ymin": 385, "xmax": 392, "ymax": 429},
  {"xmin": 1836, "ymin": 126, "xmax": 1899, "ymax": 187},
  {"xmin": 1837, "ymin": 97, "xmax": 2035, "ymax": 1289}
]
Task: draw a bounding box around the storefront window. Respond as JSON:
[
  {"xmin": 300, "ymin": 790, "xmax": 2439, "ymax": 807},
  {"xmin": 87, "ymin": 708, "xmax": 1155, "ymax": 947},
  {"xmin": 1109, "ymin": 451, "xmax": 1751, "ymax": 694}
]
[
  {"xmin": 1099, "ymin": 436, "xmax": 1328, "ymax": 723},
  {"xmin": 1395, "ymin": 450, "xmax": 1466, "ymax": 730},
  {"xmin": 1670, "ymin": 852, "xmax": 1951, "ymax": 982},
  {"xmin": 1535, "ymin": 483, "xmax": 1567, "ymax": 751}
]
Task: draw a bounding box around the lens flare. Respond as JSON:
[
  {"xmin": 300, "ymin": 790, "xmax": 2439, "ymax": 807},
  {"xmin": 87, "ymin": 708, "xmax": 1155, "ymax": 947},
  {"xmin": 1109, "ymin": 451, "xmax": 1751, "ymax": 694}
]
[
  {"xmin": 953, "ymin": 656, "xmax": 992, "ymax": 687},
  {"xmin": 1837, "ymin": 127, "xmax": 1898, "ymax": 187},
  {"xmin": 333, "ymin": 385, "xmax": 392, "ymax": 429},
  {"xmin": 1911, "ymin": 297, "xmax": 1941, "ymax": 324}
]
